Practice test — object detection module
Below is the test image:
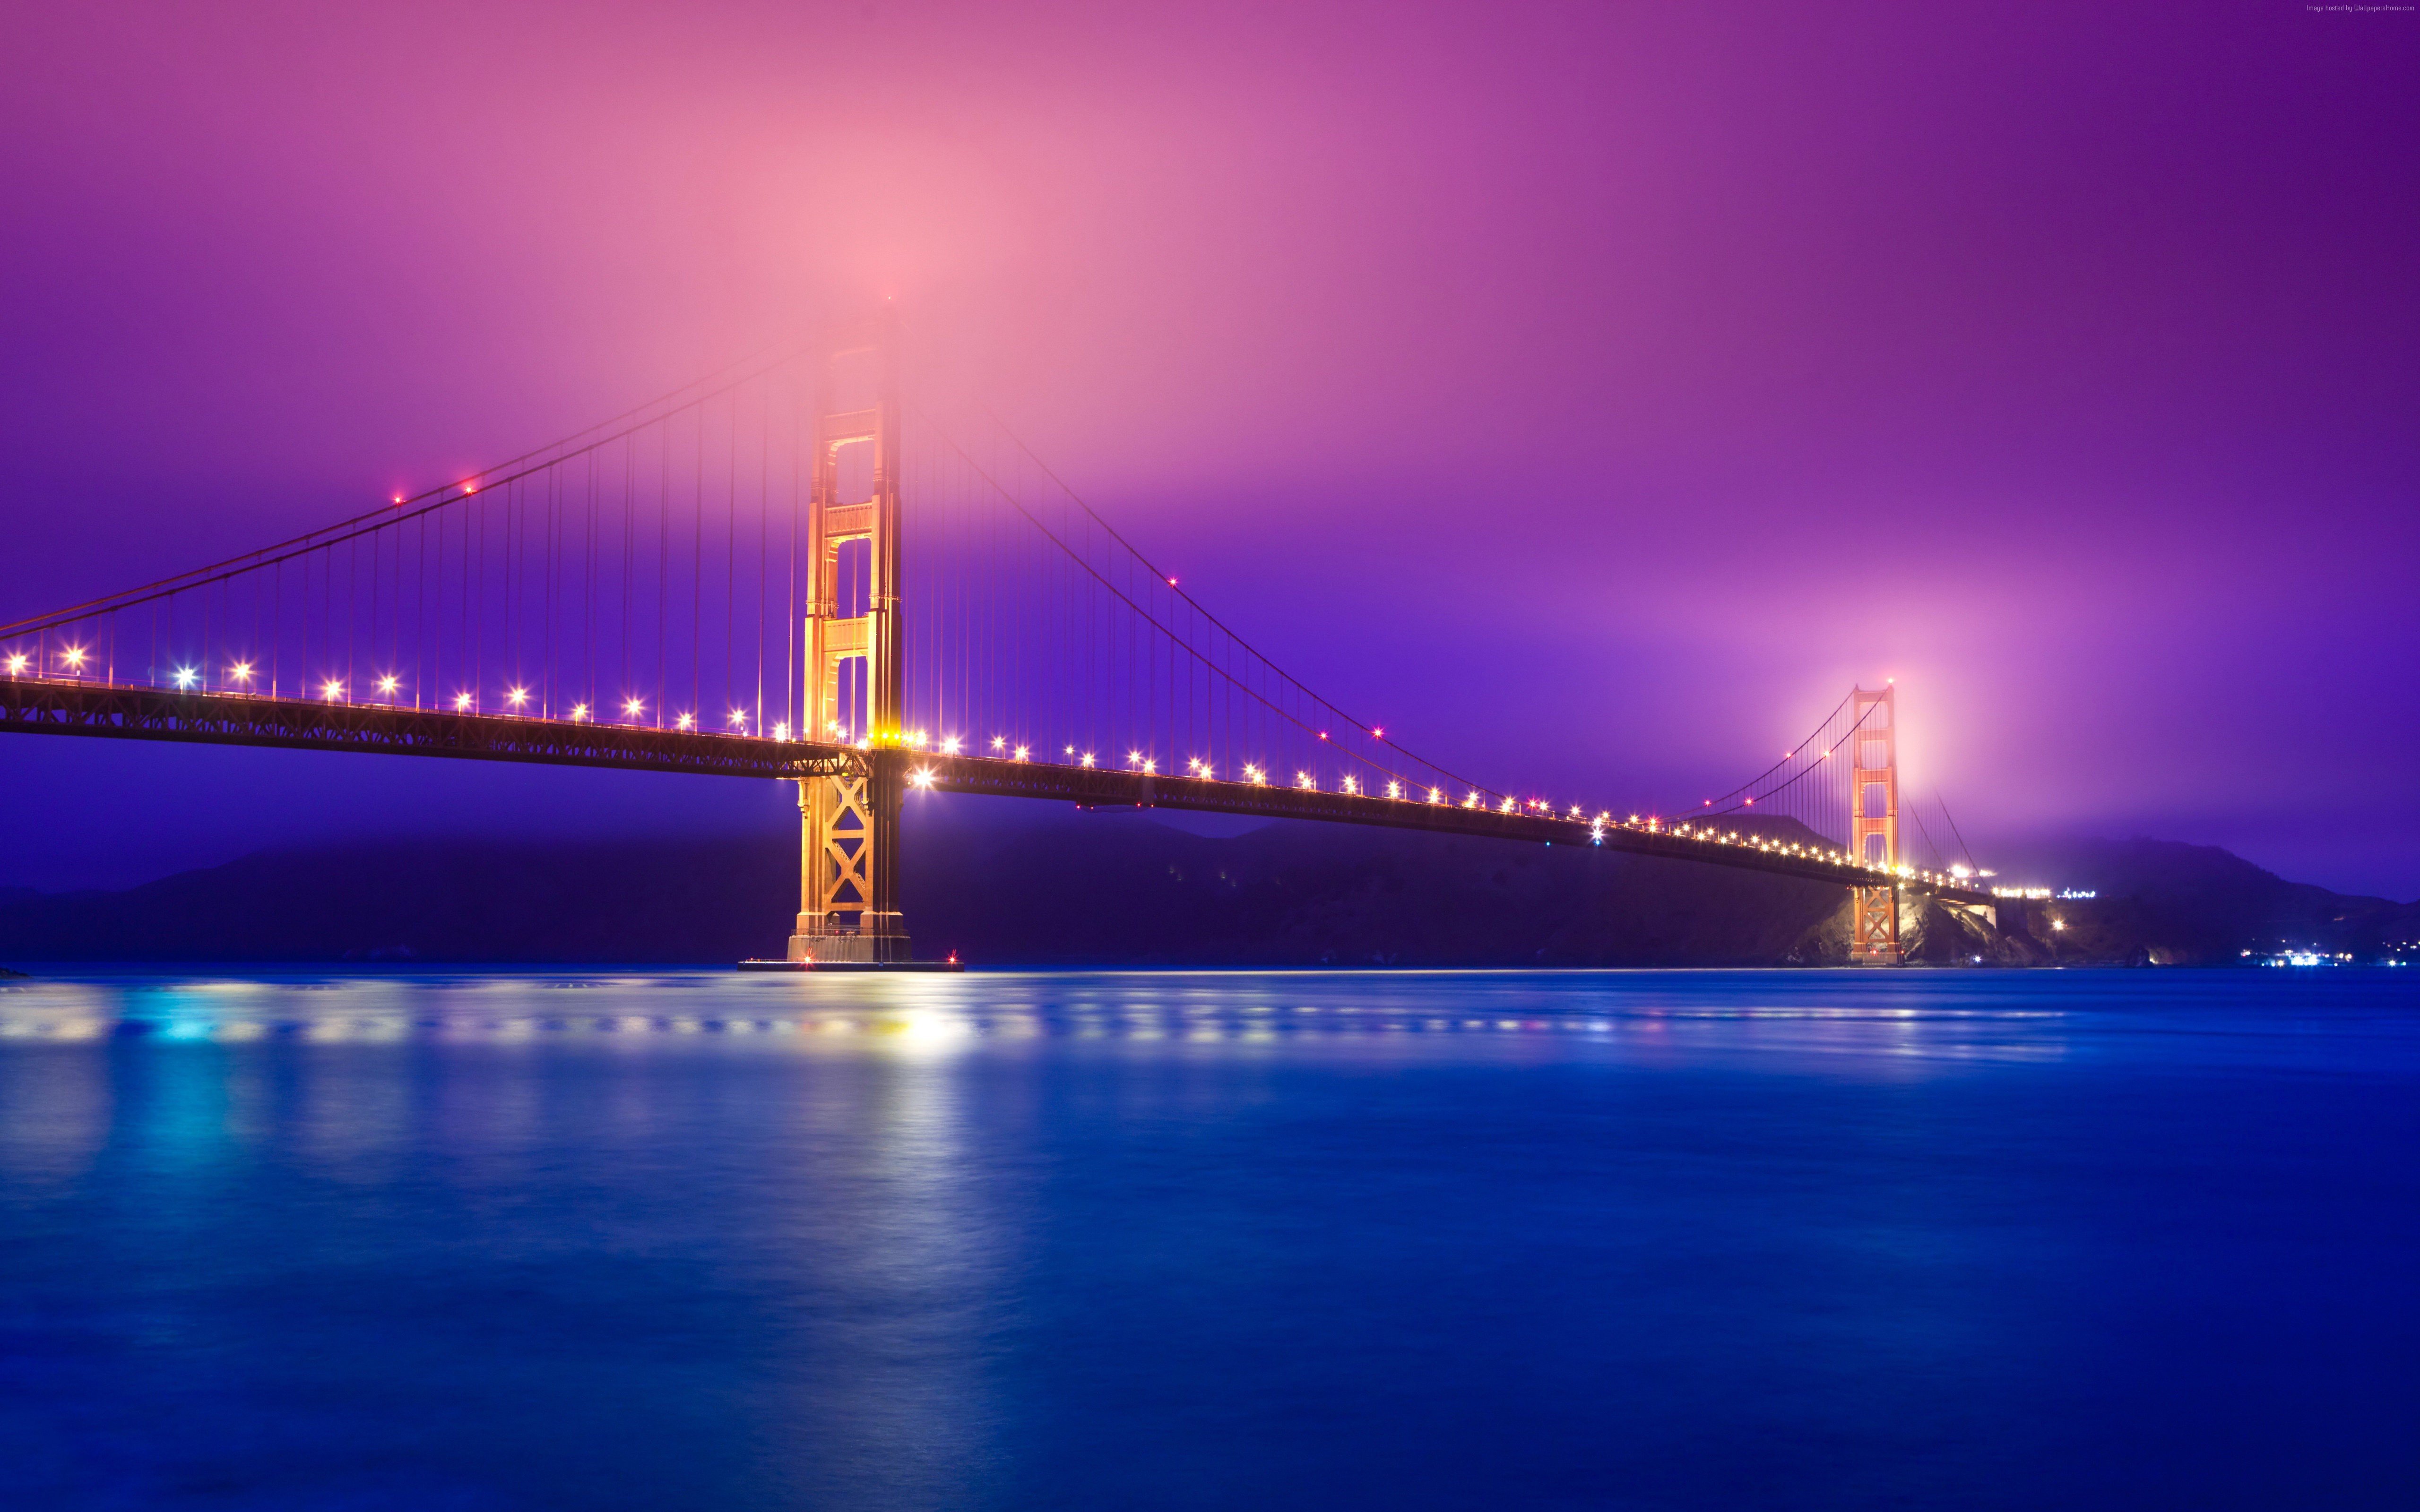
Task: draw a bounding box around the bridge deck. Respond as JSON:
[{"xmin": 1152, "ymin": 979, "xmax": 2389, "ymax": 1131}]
[{"xmin": 0, "ymin": 678, "xmax": 1990, "ymax": 905}]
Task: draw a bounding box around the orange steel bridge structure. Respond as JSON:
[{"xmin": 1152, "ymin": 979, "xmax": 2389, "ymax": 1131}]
[{"xmin": 0, "ymin": 320, "xmax": 1984, "ymax": 965}]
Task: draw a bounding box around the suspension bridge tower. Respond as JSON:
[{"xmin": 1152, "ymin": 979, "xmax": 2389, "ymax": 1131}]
[
  {"xmin": 787, "ymin": 317, "xmax": 912, "ymax": 964},
  {"xmin": 1848, "ymin": 683, "xmax": 1903, "ymax": 965}
]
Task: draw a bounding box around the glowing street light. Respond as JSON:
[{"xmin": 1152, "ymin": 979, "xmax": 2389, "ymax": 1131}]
[
  {"xmin": 676, "ymin": 713, "xmax": 695, "ymax": 730},
  {"xmin": 910, "ymin": 766, "xmax": 936, "ymax": 789},
  {"xmin": 229, "ymin": 661, "xmax": 253, "ymax": 684},
  {"xmin": 172, "ymin": 666, "xmax": 198, "ymax": 689},
  {"xmin": 378, "ymin": 674, "xmax": 399, "ymax": 695},
  {"xmin": 321, "ymin": 678, "xmax": 345, "ymax": 701},
  {"xmin": 5, "ymin": 653, "xmax": 26, "ymax": 675},
  {"xmin": 507, "ymin": 686, "xmax": 529, "ymax": 708},
  {"xmin": 772, "ymin": 722, "xmax": 789, "ymax": 740},
  {"xmin": 991, "ymin": 736, "xmax": 1006, "ymax": 752},
  {"xmin": 729, "ymin": 709, "xmax": 749, "ymax": 729},
  {"xmin": 455, "ymin": 692, "xmax": 474, "ymax": 711},
  {"xmin": 624, "ymin": 697, "xmax": 645, "ymax": 717},
  {"xmin": 941, "ymin": 736, "xmax": 962, "ymax": 755},
  {"xmin": 570, "ymin": 703, "xmax": 589, "ymax": 720},
  {"xmin": 1011, "ymin": 744, "xmax": 1028, "ymax": 761},
  {"xmin": 1079, "ymin": 752, "xmax": 1096, "ymax": 768},
  {"xmin": 61, "ymin": 646, "xmax": 86, "ymax": 670}
]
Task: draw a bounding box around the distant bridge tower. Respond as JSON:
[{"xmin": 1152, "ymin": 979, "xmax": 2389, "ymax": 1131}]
[
  {"xmin": 789, "ymin": 316, "xmax": 911, "ymax": 963},
  {"xmin": 1848, "ymin": 683, "xmax": 1902, "ymax": 965}
]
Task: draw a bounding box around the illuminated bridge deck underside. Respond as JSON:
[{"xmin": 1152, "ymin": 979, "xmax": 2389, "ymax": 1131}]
[{"xmin": 1, "ymin": 679, "xmax": 1990, "ymax": 905}]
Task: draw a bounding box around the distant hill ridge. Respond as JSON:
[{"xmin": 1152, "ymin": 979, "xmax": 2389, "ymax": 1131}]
[{"xmin": 0, "ymin": 811, "xmax": 2411, "ymax": 967}]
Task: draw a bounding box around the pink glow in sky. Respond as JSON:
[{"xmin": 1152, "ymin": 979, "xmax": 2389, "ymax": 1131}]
[{"xmin": 2, "ymin": 1, "xmax": 2416, "ymax": 893}]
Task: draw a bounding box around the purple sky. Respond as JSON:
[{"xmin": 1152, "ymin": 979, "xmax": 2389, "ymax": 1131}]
[{"xmin": 4, "ymin": 1, "xmax": 2416, "ymax": 897}]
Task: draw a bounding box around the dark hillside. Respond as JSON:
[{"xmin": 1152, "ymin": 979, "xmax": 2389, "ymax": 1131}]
[{"xmin": 0, "ymin": 805, "xmax": 2411, "ymax": 967}]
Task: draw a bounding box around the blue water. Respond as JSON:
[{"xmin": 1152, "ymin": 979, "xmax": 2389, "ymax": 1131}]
[{"xmin": 2, "ymin": 968, "xmax": 2416, "ymax": 1510}]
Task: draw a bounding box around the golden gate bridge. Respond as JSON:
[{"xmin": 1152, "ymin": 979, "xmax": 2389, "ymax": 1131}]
[{"xmin": 0, "ymin": 318, "xmax": 1990, "ymax": 966}]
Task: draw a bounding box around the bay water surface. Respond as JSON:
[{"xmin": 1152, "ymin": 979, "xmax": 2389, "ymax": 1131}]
[{"xmin": 3, "ymin": 967, "xmax": 2416, "ymax": 1509}]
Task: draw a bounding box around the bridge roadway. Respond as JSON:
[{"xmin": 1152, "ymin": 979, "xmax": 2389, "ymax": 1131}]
[{"xmin": 0, "ymin": 677, "xmax": 1993, "ymax": 906}]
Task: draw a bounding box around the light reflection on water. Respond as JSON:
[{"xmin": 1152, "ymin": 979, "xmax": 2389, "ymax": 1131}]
[{"xmin": 0, "ymin": 968, "xmax": 2105, "ymax": 1060}]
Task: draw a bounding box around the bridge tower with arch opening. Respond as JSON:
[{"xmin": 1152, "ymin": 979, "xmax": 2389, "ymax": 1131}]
[
  {"xmin": 1848, "ymin": 682, "xmax": 1903, "ymax": 965},
  {"xmin": 789, "ymin": 317, "xmax": 912, "ymax": 963}
]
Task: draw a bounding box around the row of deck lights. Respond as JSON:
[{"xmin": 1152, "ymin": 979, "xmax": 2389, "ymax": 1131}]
[
  {"xmin": 10, "ymin": 653, "xmax": 1971, "ymax": 889},
  {"xmin": 894, "ymin": 732, "xmax": 1966, "ymax": 888}
]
